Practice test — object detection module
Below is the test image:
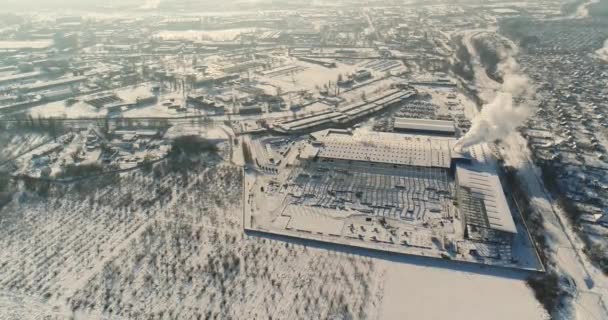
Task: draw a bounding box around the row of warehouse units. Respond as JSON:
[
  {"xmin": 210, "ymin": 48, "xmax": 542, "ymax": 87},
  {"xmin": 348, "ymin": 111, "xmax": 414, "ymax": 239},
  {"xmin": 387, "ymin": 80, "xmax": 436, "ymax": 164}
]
[{"xmin": 272, "ymin": 88, "xmax": 417, "ymax": 134}]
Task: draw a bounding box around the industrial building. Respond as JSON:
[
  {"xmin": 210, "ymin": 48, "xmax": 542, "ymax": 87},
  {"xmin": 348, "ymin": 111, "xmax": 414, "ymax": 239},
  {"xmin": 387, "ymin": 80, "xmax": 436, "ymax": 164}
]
[
  {"xmin": 309, "ymin": 129, "xmax": 454, "ymax": 168},
  {"xmin": 18, "ymin": 76, "xmax": 87, "ymax": 93},
  {"xmin": 303, "ymin": 129, "xmax": 518, "ymax": 245},
  {"xmin": 0, "ymin": 71, "xmax": 44, "ymax": 87},
  {"xmin": 272, "ymin": 89, "xmax": 417, "ymax": 134},
  {"xmin": 455, "ymin": 165, "xmax": 517, "ymax": 244},
  {"xmin": 392, "ymin": 117, "xmax": 456, "ymax": 136},
  {"xmin": 238, "ymin": 104, "xmax": 264, "ymax": 115}
]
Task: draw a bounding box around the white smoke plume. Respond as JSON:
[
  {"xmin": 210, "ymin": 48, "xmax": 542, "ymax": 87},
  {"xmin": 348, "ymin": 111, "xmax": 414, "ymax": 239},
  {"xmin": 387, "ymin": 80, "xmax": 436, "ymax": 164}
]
[
  {"xmin": 455, "ymin": 51, "xmax": 535, "ymax": 151},
  {"xmin": 596, "ymin": 39, "xmax": 608, "ymax": 62},
  {"xmin": 575, "ymin": 0, "xmax": 600, "ymax": 18}
]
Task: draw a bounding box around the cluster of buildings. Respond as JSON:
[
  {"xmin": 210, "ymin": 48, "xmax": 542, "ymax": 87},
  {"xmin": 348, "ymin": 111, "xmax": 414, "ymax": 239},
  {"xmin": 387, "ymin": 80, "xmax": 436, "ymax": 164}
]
[
  {"xmin": 14, "ymin": 126, "xmax": 170, "ymax": 179},
  {"xmin": 0, "ymin": 3, "xmax": 572, "ymax": 272},
  {"xmin": 272, "ymin": 88, "xmax": 416, "ymax": 134}
]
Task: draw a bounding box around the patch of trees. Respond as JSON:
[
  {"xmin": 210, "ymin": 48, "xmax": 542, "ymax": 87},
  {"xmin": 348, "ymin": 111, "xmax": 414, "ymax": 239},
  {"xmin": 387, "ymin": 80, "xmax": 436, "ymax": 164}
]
[
  {"xmin": 8, "ymin": 115, "xmax": 66, "ymax": 139},
  {"xmin": 0, "ymin": 171, "xmax": 9, "ymax": 193},
  {"xmin": 0, "ymin": 171, "xmax": 12, "ymax": 209},
  {"xmin": 538, "ymin": 163, "xmax": 581, "ymax": 222},
  {"xmin": 167, "ymin": 136, "xmax": 219, "ymax": 174},
  {"xmin": 503, "ymin": 165, "xmax": 569, "ymax": 316},
  {"xmin": 242, "ymin": 143, "xmax": 253, "ymax": 165},
  {"xmin": 472, "ymin": 38, "xmax": 503, "ymax": 83},
  {"xmin": 499, "ymin": 18, "xmax": 537, "ymax": 47},
  {"xmin": 21, "ymin": 175, "xmax": 51, "ymax": 197},
  {"xmin": 503, "ymin": 166, "xmax": 549, "ymax": 264},
  {"xmin": 59, "ymin": 163, "xmax": 104, "ymax": 178},
  {"xmin": 451, "ymin": 36, "xmax": 474, "ymax": 81},
  {"xmin": 584, "ymin": 243, "xmax": 608, "ymax": 274},
  {"xmin": 170, "ymin": 135, "xmax": 218, "ymax": 157},
  {"xmin": 527, "ymin": 272, "xmax": 565, "ymax": 315}
]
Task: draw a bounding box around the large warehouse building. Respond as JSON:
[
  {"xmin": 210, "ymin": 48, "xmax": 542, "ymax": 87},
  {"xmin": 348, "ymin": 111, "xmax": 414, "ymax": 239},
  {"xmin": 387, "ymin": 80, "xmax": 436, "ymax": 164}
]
[
  {"xmin": 455, "ymin": 165, "xmax": 517, "ymax": 243},
  {"xmin": 309, "ymin": 129, "xmax": 455, "ymax": 168},
  {"xmin": 392, "ymin": 117, "xmax": 456, "ymax": 136},
  {"xmin": 305, "ymin": 128, "xmax": 518, "ymax": 245}
]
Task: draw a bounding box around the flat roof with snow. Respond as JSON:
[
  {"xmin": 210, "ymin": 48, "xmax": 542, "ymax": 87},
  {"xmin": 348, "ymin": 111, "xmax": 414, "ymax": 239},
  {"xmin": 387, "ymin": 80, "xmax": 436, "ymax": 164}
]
[
  {"xmin": 0, "ymin": 40, "xmax": 53, "ymax": 50},
  {"xmin": 313, "ymin": 130, "xmax": 456, "ymax": 168},
  {"xmin": 393, "ymin": 117, "xmax": 456, "ymax": 136},
  {"xmin": 19, "ymin": 76, "xmax": 87, "ymax": 92},
  {"xmin": 456, "ymin": 165, "xmax": 517, "ymax": 234},
  {"xmin": 0, "ymin": 71, "xmax": 44, "ymax": 85}
]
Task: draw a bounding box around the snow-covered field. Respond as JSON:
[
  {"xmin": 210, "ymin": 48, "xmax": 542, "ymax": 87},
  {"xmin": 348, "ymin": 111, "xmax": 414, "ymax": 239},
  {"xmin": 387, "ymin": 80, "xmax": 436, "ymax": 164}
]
[
  {"xmin": 380, "ymin": 260, "xmax": 548, "ymax": 320},
  {"xmin": 0, "ymin": 159, "xmax": 383, "ymax": 319},
  {"xmin": 253, "ymin": 56, "xmax": 373, "ymax": 94}
]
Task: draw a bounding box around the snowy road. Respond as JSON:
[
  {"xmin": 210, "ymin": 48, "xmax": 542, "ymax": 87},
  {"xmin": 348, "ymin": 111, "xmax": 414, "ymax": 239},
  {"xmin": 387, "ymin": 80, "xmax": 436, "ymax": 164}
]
[{"xmin": 501, "ymin": 134, "xmax": 608, "ymax": 320}]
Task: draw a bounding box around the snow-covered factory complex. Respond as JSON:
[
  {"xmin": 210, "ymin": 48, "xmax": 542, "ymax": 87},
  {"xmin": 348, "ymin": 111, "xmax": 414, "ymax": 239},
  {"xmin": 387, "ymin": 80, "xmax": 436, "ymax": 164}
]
[{"xmin": 245, "ymin": 118, "xmax": 541, "ymax": 271}]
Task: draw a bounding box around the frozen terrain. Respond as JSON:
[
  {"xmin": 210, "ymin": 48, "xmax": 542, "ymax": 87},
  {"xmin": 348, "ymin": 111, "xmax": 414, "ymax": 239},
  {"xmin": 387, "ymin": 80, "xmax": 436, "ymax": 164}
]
[
  {"xmin": 0, "ymin": 159, "xmax": 383, "ymax": 319},
  {"xmin": 380, "ymin": 260, "xmax": 548, "ymax": 320}
]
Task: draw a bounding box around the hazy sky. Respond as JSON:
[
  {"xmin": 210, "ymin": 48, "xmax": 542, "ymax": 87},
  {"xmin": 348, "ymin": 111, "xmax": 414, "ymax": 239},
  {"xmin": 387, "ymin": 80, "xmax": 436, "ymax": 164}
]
[{"xmin": 0, "ymin": 0, "xmax": 280, "ymax": 11}]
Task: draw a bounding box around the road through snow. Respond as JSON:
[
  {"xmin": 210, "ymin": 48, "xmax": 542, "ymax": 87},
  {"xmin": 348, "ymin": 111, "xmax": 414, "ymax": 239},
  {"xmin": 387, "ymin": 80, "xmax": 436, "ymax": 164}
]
[{"xmin": 501, "ymin": 134, "xmax": 608, "ymax": 320}]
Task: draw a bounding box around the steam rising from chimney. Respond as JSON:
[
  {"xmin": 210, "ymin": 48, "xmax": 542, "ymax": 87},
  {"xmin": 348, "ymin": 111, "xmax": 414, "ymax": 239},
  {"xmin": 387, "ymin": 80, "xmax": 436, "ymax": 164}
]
[
  {"xmin": 575, "ymin": 0, "xmax": 600, "ymax": 18},
  {"xmin": 454, "ymin": 49, "xmax": 535, "ymax": 152},
  {"xmin": 596, "ymin": 39, "xmax": 608, "ymax": 63}
]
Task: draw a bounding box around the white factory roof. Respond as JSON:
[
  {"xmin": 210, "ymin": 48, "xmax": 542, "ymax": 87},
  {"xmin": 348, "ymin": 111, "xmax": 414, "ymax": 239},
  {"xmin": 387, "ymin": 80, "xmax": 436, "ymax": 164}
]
[
  {"xmin": 456, "ymin": 165, "xmax": 517, "ymax": 234},
  {"xmin": 393, "ymin": 117, "xmax": 456, "ymax": 135},
  {"xmin": 20, "ymin": 76, "xmax": 87, "ymax": 92},
  {"xmin": 0, "ymin": 40, "xmax": 53, "ymax": 50},
  {"xmin": 0, "ymin": 71, "xmax": 43, "ymax": 84},
  {"xmin": 313, "ymin": 130, "xmax": 456, "ymax": 168}
]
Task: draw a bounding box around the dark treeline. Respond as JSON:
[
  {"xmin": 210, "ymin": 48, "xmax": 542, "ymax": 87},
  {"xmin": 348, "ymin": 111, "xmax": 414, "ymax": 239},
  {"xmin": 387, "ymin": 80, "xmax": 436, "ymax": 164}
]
[
  {"xmin": 451, "ymin": 35, "xmax": 475, "ymax": 81},
  {"xmin": 472, "ymin": 37, "xmax": 503, "ymax": 83},
  {"xmin": 7, "ymin": 114, "xmax": 66, "ymax": 139}
]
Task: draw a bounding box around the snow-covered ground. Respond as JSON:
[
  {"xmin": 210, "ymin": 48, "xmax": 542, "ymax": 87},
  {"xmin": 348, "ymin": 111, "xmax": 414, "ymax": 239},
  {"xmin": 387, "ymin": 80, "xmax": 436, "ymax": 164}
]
[
  {"xmin": 0, "ymin": 160, "xmax": 383, "ymax": 319},
  {"xmin": 256, "ymin": 57, "xmax": 378, "ymax": 93},
  {"xmin": 380, "ymin": 259, "xmax": 548, "ymax": 320}
]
